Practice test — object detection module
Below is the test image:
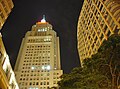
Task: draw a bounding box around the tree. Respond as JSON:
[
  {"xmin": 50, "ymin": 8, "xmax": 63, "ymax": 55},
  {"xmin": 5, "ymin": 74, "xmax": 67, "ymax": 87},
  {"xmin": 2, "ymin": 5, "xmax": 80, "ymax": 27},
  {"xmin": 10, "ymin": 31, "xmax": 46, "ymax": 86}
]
[
  {"xmin": 58, "ymin": 67, "xmax": 84, "ymax": 89},
  {"xmin": 58, "ymin": 65, "xmax": 110, "ymax": 89},
  {"xmin": 58, "ymin": 34, "xmax": 120, "ymax": 89},
  {"xmin": 98, "ymin": 34, "xmax": 120, "ymax": 89},
  {"xmin": 83, "ymin": 34, "xmax": 120, "ymax": 89}
]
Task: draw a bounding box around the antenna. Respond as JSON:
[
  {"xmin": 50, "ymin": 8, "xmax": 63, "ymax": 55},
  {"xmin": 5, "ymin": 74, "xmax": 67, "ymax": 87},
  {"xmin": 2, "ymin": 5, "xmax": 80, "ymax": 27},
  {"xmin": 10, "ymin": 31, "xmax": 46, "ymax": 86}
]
[{"xmin": 43, "ymin": 15, "xmax": 45, "ymax": 19}]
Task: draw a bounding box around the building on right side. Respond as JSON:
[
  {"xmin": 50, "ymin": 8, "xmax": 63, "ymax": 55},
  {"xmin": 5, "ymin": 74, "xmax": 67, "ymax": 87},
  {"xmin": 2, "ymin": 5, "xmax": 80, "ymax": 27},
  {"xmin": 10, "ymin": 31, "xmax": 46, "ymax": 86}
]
[{"xmin": 77, "ymin": 0, "xmax": 120, "ymax": 64}]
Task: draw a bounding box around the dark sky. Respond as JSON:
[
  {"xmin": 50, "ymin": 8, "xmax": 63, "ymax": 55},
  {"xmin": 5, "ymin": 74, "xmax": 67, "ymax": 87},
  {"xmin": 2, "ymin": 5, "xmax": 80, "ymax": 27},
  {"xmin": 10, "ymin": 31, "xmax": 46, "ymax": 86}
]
[{"xmin": 1, "ymin": 0, "xmax": 84, "ymax": 73}]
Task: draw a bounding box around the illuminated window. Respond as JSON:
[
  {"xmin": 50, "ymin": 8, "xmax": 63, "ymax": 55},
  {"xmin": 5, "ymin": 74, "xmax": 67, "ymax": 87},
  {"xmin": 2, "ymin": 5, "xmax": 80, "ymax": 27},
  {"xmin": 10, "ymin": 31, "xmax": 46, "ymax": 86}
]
[{"xmin": 31, "ymin": 66, "xmax": 35, "ymax": 70}]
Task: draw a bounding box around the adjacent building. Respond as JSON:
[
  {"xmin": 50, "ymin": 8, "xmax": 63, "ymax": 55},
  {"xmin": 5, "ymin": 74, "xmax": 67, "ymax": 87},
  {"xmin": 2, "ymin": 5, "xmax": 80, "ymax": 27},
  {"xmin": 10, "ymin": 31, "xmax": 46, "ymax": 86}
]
[
  {"xmin": 0, "ymin": 35, "xmax": 9, "ymax": 89},
  {"xmin": 77, "ymin": 0, "xmax": 120, "ymax": 64},
  {"xmin": 0, "ymin": 34, "xmax": 19, "ymax": 89},
  {"xmin": 14, "ymin": 17, "xmax": 63, "ymax": 89},
  {"xmin": 0, "ymin": 0, "xmax": 14, "ymax": 29},
  {"xmin": 0, "ymin": 0, "xmax": 19, "ymax": 88}
]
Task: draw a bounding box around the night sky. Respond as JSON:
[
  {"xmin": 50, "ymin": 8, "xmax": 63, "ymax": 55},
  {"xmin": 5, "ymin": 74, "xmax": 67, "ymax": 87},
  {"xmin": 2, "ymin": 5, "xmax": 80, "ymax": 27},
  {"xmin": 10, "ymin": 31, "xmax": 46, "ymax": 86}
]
[{"xmin": 1, "ymin": 0, "xmax": 84, "ymax": 73}]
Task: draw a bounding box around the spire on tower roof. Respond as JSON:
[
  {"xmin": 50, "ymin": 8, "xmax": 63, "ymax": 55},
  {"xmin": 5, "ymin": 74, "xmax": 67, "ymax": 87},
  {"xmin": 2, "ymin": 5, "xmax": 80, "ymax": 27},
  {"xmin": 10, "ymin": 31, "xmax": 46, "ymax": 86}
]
[{"xmin": 41, "ymin": 15, "xmax": 46, "ymax": 23}]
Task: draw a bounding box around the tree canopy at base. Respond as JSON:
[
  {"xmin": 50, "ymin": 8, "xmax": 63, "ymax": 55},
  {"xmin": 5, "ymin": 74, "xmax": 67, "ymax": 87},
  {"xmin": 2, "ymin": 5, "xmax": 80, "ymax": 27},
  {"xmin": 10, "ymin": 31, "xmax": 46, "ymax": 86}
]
[{"xmin": 58, "ymin": 34, "xmax": 120, "ymax": 89}]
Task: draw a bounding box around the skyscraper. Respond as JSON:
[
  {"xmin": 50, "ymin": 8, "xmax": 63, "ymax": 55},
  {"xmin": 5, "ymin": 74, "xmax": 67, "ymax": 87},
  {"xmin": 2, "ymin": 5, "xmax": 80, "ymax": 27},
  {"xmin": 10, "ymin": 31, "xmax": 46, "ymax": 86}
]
[
  {"xmin": 77, "ymin": 0, "xmax": 120, "ymax": 64},
  {"xmin": 14, "ymin": 16, "xmax": 63, "ymax": 89},
  {"xmin": 0, "ymin": 0, "xmax": 14, "ymax": 29}
]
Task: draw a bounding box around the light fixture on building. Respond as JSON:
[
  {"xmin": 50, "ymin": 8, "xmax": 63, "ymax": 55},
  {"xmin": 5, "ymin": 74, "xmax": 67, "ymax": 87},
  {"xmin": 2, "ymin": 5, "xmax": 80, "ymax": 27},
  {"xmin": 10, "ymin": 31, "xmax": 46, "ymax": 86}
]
[{"xmin": 41, "ymin": 15, "xmax": 46, "ymax": 23}]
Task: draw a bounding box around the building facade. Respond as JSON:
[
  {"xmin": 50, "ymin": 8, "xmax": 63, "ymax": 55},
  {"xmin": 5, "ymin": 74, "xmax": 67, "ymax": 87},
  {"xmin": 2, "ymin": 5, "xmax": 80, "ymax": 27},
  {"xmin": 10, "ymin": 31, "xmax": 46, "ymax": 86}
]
[
  {"xmin": 0, "ymin": 35, "xmax": 9, "ymax": 89},
  {"xmin": 0, "ymin": 0, "xmax": 18, "ymax": 88},
  {"xmin": 0, "ymin": 0, "xmax": 14, "ymax": 29},
  {"xmin": 0, "ymin": 35, "xmax": 19, "ymax": 89},
  {"xmin": 14, "ymin": 17, "xmax": 63, "ymax": 89},
  {"xmin": 77, "ymin": 0, "xmax": 120, "ymax": 64}
]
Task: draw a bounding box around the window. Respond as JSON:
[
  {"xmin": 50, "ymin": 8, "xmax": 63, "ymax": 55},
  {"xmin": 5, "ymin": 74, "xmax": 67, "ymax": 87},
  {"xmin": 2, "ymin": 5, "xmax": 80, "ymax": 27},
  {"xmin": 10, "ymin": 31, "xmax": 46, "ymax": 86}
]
[
  {"xmin": 40, "ymin": 82, "xmax": 43, "ymax": 85},
  {"xmin": 1, "ymin": 1, "xmax": 5, "ymax": 7},
  {"xmin": 47, "ymin": 82, "xmax": 49, "ymax": 85},
  {"xmin": 99, "ymin": 4, "xmax": 103, "ymax": 11},
  {"xmin": 29, "ymin": 82, "xmax": 32, "ymax": 85},
  {"xmin": 36, "ymin": 82, "xmax": 39, "ymax": 85},
  {"xmin": 100, "ymin": 34, "xmax": 104, "ymax": 40},
  {"xmin": 0, "ymin": 51, "xmax": 2, "ymax": 59},
  {"xmin": 107, "ymin": 30, "xmax": 111, "ymax": 36},
  {"xmin": 0, "ymin": 13, "xmax": 4, "ymax": 19}
]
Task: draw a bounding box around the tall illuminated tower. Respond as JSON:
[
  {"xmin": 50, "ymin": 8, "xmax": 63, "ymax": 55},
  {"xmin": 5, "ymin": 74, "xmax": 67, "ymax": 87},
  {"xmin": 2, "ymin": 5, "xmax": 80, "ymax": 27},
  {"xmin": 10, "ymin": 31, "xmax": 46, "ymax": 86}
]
[
  {"xmin": 77, "ymin": 0, "xmax": 120, "ymax": 64},
  {"xmin": 0, "ymin": 0, "xmax": 14, "ymax": 29},
  {"xmin": 14, "ymin": 16, "xmax": 63, "ymax": 89}
]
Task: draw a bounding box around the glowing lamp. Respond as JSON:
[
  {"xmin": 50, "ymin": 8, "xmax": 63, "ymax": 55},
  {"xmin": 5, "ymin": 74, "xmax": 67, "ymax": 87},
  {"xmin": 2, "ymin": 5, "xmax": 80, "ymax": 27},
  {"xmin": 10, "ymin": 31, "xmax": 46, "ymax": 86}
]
[
  {"xmin": 46, "ymin": 65, "xmax": 50, "ymax": 70},
  {"xmin": 41, "ymin": 19, "xmax": 46, "ymax": 23},
  {"xmin": 31, "ymin": 66, "xmax": 35, "ymax": 70},
  {"xmin": 42, "ymin": 66, "xmax": 45, "ymax": 70},
  {"xmin": 41, "ymin": 15, "xmax": 46, "ymax": 23}
]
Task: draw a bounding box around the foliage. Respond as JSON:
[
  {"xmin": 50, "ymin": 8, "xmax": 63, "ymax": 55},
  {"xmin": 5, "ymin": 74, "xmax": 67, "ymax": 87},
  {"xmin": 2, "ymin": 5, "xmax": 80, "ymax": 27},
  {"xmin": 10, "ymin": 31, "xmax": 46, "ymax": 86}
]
[
  {"xmin": 58, "ymin": 34, "xmax": 120, "ymax": 89},
  {"xmin": 98, "ymin": 34, "xmax": 120, "ymax": 89}
]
